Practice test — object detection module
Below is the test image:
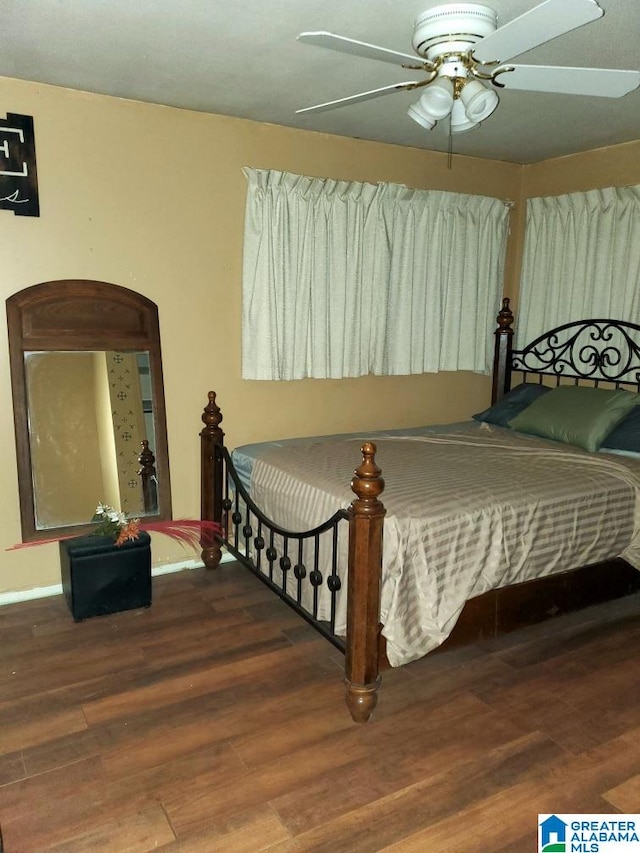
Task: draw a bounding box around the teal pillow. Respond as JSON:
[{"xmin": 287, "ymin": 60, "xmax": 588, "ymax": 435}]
[
  {"xmin": 508, "ymin": 385, "xmax": 639, "ymax": 452},
  {"xmin": 601, "ymin": 406, "xmax": 640, "ymax": 453}
]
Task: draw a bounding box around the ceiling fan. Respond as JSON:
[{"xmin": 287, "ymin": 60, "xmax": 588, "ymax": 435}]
[{"xmin": 296, "ymin": 0, "xmax": 640, "ymax": 134}]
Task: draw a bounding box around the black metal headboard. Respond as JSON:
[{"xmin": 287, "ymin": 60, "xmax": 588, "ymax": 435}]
[{"xmin": 492, "ymin": 298, "xmax": 640, "ymax": 402}]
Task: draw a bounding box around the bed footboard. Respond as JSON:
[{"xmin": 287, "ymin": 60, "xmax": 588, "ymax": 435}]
[{"xmin": 199, "ymin": 392, "xmax": 386, "ymax": 722}]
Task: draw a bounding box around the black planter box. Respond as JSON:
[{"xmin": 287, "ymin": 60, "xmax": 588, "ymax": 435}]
[{"xmin": 60, "ymin": 531, "xmax": 152, "ymax": 621}]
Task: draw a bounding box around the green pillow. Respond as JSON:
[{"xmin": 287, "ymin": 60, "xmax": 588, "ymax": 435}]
[{"xmin": 508, "ymin": 385, "xmax": 639, "ymax": 452}]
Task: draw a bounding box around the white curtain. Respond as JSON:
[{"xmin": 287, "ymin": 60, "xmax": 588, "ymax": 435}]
[
  {"xmin": 242, "ymin": 168, "xmax": 510, "ymax": 380},
  {"xmin": 517, "ymin": 185, "xmax": 640, "ymax": 346}
]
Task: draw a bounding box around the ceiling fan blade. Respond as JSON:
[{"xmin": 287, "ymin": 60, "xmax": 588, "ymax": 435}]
[
  {"xmin": 496, "ymin": 64, "xmax": 640, "ymax": 97},
  {"xmin": 297, "ymin": 32, "xmax": 419, "ymax": 67},
  {"xmin": 296, "ymin": 82, "xmax": 421, "ymax": 115},
  {"xmin": 473, "ymin": 0, "xmax": 603, "ymax": 64}
]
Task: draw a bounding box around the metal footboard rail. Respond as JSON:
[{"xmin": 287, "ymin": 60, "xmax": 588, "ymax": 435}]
[{"xmin": 221, "ymin": 445, "xmax": 349, "ymax": 652}]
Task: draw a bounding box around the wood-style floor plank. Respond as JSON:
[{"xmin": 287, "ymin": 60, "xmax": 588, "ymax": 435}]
[
  {"xmin": 1, "ymin": 562, "xmax": 640, "ymax": 851},
  {"xmin": 40, "ymin": 805, "xmax": 176, "ymax": 852}
]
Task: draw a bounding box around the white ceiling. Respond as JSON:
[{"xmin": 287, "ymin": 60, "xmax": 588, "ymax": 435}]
[{"xmin": 1, "ymin": 0, "xmax": 639, "ymax": 164}]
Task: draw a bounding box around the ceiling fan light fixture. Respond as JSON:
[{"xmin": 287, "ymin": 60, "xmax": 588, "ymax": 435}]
[
  {"xmin": 418, "ymin": 75, "xmax": 455, "ymax": 119},
  {"xmin": 450, "ymin": 98, "xmax": 479, "ymax": 133},
  {"xmin": 408, "ymin": 103, "xmax": 437, "ymax": 130},
  {"xmin": 460, "ymin": 78, "xmax": 500, "ymax": 122}
]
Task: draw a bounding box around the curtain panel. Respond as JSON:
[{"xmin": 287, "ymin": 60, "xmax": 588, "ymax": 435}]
[
  {"xmin": 242, "ymin": 168, "xmax": 510, "ymax": 380},
  {"xmin": 517, "ymin": 185, "xmax": 640, "ymax": 346}
]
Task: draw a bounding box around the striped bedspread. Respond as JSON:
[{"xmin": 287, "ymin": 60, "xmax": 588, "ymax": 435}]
[{"xmin": 247, "ymin": 422, "xmax": 640, "ymax": 666}]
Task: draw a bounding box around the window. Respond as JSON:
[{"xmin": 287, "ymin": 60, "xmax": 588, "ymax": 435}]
[{"xmin": 242, "ymin": 168, "xmax": 511, "ymax": 380}]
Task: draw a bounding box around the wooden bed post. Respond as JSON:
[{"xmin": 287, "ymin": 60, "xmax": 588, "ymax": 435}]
[
  {"xmin": 345, "ymin": 442, "xmax": 386, "ymax": 723},
  {"xmin": 138, "ymin": 440, "xmax": 158, "ymax": 515},
  {"xmin": 200, "ymin": 391, "xmax": 225, "ymax": 570},
  {"xmin": 491, "ymin": 297, "xmax": 514, "ymax": 404}
]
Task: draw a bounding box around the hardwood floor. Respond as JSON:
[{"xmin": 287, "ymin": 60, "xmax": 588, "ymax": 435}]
[{"xmin": 1, "ymin": 561, "xmax": 640, "ymax": 851}]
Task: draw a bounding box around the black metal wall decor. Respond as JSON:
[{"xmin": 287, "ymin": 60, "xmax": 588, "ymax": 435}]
[{"xmin": 1, "ymin": 113, "xmax": 39, "ymax": 217}]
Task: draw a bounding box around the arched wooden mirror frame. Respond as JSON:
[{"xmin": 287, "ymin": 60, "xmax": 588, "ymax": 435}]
[{"xmin": 7, "ymin": 279, "xmax": 172, "ymax": 542}]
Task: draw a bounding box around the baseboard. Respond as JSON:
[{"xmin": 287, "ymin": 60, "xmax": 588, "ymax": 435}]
[{"xmin": 0, "ymin": 550, "xmax": 235, "ymax": 607}]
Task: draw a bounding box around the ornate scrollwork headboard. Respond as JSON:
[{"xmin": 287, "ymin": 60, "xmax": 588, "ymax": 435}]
[{"xmin": 511, "ymin": 318, "xmax": 640, "ymax": 389}]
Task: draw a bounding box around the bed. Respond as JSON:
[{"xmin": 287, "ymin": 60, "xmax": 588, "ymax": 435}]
[{"xmin": 199, "ymin": 299, "xmax": 640, "ymax": 722}]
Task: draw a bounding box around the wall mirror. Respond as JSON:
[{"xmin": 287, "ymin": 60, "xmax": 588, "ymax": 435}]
[{"xmin": 7, "ymin": 280, "xmax": 172, "ymax": 542}]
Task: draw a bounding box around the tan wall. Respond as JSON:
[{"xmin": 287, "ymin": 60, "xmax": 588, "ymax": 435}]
[
  {"xmin": 0, "ymin": 74, "xmax": 634, "ymax": 595},
  {"xmin": 521, "ymin": 140, "xmax": 640, "ymax": 198}
]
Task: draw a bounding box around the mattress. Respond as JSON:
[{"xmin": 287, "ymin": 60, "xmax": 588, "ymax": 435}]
[
  {"xmin": 231, "ymin": 422, "xmax": 468, "ymax": 491},
  {"xmin": 232, "ymin": 421, "xmax": 640, "ymax": 666}
]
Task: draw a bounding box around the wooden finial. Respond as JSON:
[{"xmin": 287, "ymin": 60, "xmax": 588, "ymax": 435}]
[
  {"xmin": 496, "ymin": 297, "xmax": 514, "ymax": 332},
  {"xmin": 200, "ymin": 391, "xmax": 224, "ymax": 442},
  {"xmin": 138, "ymin": 439, "xmax": 155, "ymax": 473},
  {"xmin": 350, "ymin": 441, "xmax": 385, "ymax": 512}
]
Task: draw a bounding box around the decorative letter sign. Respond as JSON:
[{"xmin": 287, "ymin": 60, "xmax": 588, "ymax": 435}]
[{"xmin": 0, "ymin": 113, "xmax": 39, "ymax": 217}]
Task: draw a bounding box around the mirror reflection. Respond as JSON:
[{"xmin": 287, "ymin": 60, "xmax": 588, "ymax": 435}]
[{"xmin": 26, "ymin": 350, "xmax": 158, "ymax": 530}]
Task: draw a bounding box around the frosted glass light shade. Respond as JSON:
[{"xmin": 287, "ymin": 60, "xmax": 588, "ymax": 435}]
[
  {"xmin": 450, "ymin": 98, "xmax": 479, "ymax": 133},
  {"xmin": 418, "ymin": 76, "xmax": 455, "ymax": 120},
  {"xmin": 460, "ymin": 79, "xmax": 499, "ymax": 122},
  {"xmin": 408, "ymin": 102, "xmax": 436, "ymax": 130}
]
